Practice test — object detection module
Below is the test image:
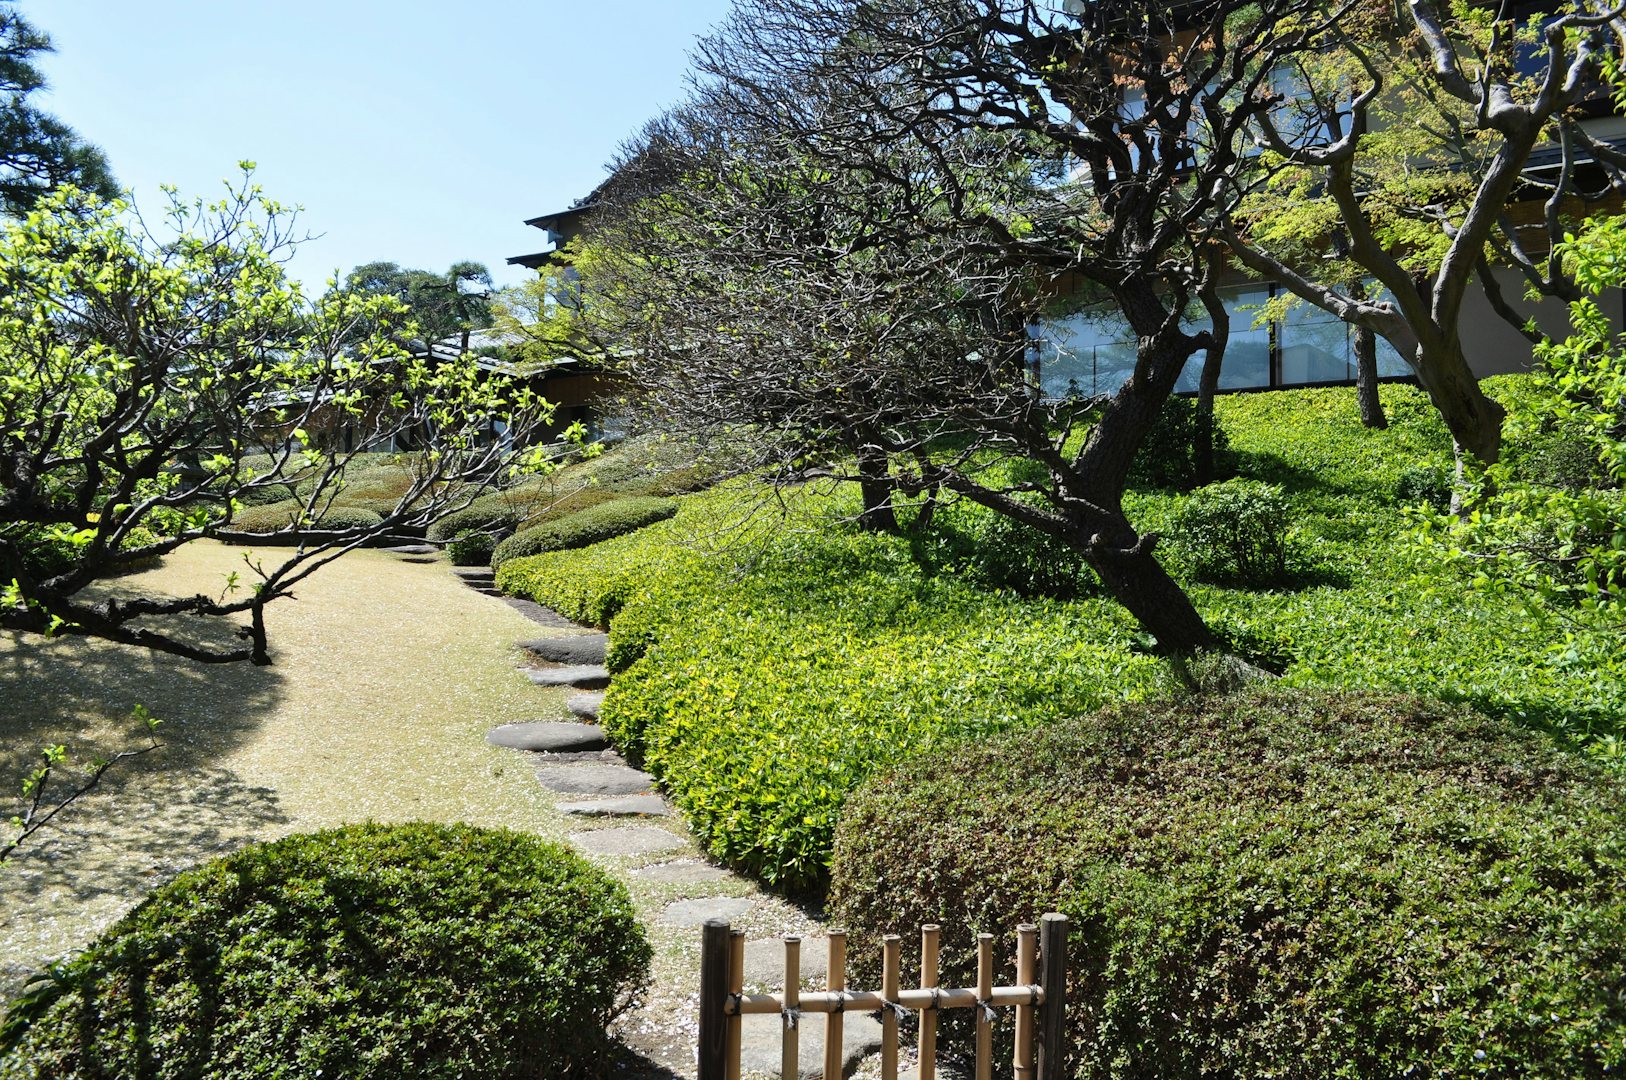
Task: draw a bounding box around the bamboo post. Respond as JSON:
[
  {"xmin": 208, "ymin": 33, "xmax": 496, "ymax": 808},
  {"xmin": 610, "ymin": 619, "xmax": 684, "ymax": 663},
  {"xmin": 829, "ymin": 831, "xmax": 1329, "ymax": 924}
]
[
  {"xmin": 783, "ymin": 936, "xmax": 801, "ymax": 1080},
  {"xmin": 1014, "ymin": 924, "xmax": 1038, "ymax": 1080},
  {"xmin": 824, "ymin": 931, "xmax": 847, "ymax": 1080},
  {"xmin": 699, "ymin": 920, "xmax": 732, "ymax": 1080},
  {"xmin": 727, "ymin": 929, "xmax": 745, "ymax": 1080},
  {"xmin": 1038, "ymin": 914, "xmax": 1069, "ymax": 1080},
  {"xmin": 881, "ymin": 934, "xmax": 901, "ymax": 1080},
  {"xmin": 919, "ymin": 924, "xmax": 940, "ymax": 1080},
  {"xmin": 975, "ymin": 933, "xmax": 994, "ymax": 1080}
]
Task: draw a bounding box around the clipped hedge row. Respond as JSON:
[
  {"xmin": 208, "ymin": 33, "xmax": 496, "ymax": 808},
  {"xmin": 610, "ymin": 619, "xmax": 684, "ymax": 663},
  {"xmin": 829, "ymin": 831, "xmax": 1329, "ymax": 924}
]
[
  {"xmin": 490, "ymin": 496, "xmax": 678, "ymax": 569},
  {"xmin": 227, "ymin": 500, "xmax": 385, "ymax": 533},
  {"xmin": 830, "ymin": 691, "xmax": 1626, "ymax": 1078},
  {"xmin": 0, "ymin": 823, "xmax": 651, "ymax": 1079}
]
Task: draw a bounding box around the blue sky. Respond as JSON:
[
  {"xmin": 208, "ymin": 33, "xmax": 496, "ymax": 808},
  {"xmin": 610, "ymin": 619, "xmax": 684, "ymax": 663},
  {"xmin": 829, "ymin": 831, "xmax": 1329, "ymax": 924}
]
[{"xmin": 37, "ymin": 1, "xmax": 734, "ymax": 292}]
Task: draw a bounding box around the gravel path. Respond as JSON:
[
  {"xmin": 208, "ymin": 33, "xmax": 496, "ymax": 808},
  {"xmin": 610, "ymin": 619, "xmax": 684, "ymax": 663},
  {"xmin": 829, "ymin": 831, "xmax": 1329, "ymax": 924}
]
[{"xmin": 0, "ymin": 541, "xmax": 837, "ymax": 1078}]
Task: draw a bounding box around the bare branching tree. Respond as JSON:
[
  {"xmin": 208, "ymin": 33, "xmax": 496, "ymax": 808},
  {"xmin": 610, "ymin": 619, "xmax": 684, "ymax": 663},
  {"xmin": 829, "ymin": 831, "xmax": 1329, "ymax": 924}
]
[{"xmin": 563, "ymin": 0, "xmax": 1369, "ymax": 655}]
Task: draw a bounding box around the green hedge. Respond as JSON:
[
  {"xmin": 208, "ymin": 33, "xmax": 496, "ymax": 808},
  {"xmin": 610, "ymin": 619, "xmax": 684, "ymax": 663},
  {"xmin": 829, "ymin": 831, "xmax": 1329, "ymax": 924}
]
[
  {"xmin": 490, "ymin": 496, "xmax": 678, "ymax": 570},
  {"xmin": 0, "ymin": 822, "xmax": 651, "ymax": 1079},
  {"xmin": 227, "ymin": 500, "xmax": 384, "ymax": 533},
  {"xmin": 424, "ymin": 502, "xmax": 521, "ymax": 544},
  {"xmin": 495, "ymin": 385, "xmax": 1626, "ymax": 886},
  {"xmin": 830, "ymin": 691, "xmax": 1626, "ymax": 1079}
]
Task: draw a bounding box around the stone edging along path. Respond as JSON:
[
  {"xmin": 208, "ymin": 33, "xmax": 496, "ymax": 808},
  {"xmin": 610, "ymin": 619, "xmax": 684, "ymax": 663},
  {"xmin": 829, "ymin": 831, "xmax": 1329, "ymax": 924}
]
[{"xmin": 440, "ymin": 562, "xmax": 884, "ymax": 1079}]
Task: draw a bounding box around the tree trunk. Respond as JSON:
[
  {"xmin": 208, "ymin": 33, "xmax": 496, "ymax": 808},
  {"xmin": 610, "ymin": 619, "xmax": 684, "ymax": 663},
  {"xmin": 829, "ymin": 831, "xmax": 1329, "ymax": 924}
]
[
  {"xmin": 1086, "ymin": 537, "xmax": 1220, "ymax": 654},
  {"xmin": 856, "ymin": 445, "xmax": 899, "ymax": 532},
  {"xmin": 1411, "ymin": 338, "xmax": 1504, "ymax": 465},
  {"xmin": 1195, "ymin": 284, "xmax": 1229, "ymax": 486},
  {"xmin": 1353, "ymin": 325, "xmax": 1387, "ymax": 429}
]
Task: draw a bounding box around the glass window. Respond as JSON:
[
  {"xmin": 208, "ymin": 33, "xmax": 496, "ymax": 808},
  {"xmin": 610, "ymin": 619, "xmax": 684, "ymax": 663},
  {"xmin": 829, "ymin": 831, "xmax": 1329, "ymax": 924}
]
[
  {"xmin": 1033, "ymin": 305, "xmax": 1137, "ymax": 398},
  {"xmin": 1280, "ymin": 301, "xmax": 1351, "ymax": 384}
]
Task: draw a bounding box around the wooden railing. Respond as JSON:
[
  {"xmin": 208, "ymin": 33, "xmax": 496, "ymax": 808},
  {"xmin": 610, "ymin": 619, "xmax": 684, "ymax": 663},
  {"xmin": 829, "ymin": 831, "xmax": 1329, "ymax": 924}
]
[{"xmin": 697, "ymin": 914, "xmax": 1069, "ymax": 1080}]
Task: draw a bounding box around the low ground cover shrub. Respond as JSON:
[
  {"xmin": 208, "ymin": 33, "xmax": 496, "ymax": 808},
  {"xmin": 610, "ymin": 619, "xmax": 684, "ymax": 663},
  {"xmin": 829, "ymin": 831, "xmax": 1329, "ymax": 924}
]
[
  {"xmin": 497, "ymin": 383, "xmax": 1626, "ymax": 886},
  {"xmin": 0, "ymin": 822, "xmax": 650, "ymax": 1079},
  {"xmin": 490, "ymin": 496, "xmax": 678, "ymax": 570},
  {"xmin": 830, "ymin": 690, "xmax": 1626, "ymax": 1078}
]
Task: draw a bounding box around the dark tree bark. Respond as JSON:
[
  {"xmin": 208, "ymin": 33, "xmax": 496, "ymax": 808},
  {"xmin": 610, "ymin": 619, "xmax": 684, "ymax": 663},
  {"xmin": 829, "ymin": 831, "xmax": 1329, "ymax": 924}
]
[
  {"xmin": 855, "ymin": 444, "xmax": 899, "ymax": 532},
  {"xmin": 1195, "ymin": 279, "xmax": 1229, "ymax": 485},
  {"xmin": 1353, "ymin": 324, "xmax": 1387, "ymax": 429}
]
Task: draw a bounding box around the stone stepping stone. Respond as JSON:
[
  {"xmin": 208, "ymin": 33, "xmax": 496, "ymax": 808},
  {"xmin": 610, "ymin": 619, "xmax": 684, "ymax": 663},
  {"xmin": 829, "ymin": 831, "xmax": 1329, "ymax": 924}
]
[
  {"xmin": 743, "ymin": 935, "xmax": 831, "ymax": 989},
  {"xmin": 517, "ymin": 633, "xmax": 609, "ymax": 666},
  {"xmin": 570, "ymin": 827, "xmax": 686, "ymax": 857},
  {"xmin": 739, "ymin": 1011, "xmax": 883, "ymax": 1080},
  {"xmin": 453, "ymin": 567, "xmax": 494, "ymax": 581},
  {"xmin": 524, "ymin": 664, "xmax": 610, "ymax": 689},
  {"xmin": 503, "ymin": 597, "xmax": 583, "ymax": 629},
  {"xmin": 486, "ymin": 721, "xmax": 606, "ymax": 753},
  {"xmin": 567, "ymin": 691, "xmax": 604, "ymax": 722},
  {"xmin": 558, "ymin": 795, "xmax": 668, "ymax": 817},
  {"xmin": 384, "ymin": 543, "xmax": 437, "ymax": 555},
  {"xmin": 400, "ymin": 555, "xmax": 439, "ymax": 565},
  {"xmin": 632, "ymin": 860, "xmax": 734, "ymax": 884},
  {"xmin": 535, "ymin": 763, "xmax": 653, "ymax": 796},
  {"xmin": 659, "ymin": 896, "xmax": 754, "ymax": 927}
]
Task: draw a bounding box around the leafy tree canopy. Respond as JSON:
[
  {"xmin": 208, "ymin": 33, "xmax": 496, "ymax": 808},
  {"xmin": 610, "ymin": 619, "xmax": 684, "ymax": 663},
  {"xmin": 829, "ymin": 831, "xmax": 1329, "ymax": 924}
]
[{"xmin": 340, "ymin": 259, "xmax": 496, "ymax": 352}]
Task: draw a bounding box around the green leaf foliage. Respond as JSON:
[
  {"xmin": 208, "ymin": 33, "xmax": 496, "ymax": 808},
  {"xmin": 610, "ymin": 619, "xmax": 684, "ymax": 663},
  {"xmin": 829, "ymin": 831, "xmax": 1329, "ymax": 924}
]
[
  {"xmin": 0, "ymin": 822, "xmax": 651, "ymax": 1079},
  {"xmin": 489, "ymin": 497, "xmax": 678, "ymax": 570},
  {"xmin": 829, "ymin": 690, "xmax": 1626, "ymax": 1079}
]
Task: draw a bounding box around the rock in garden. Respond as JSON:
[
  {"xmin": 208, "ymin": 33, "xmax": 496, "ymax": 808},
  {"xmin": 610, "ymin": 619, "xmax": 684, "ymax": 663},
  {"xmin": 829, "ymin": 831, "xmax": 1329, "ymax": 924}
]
[
  {"xmin": 518, "ymin": 633, "xmax": 609, "ymax": 666},
  {"xmin": 738, "ymin": 1011, "xmax": 883, "ymax": 1080},
  {"xmin": 742, "ymin": 935, "xmax": 830, "ymax": 989},
  {"xmin": 566, "ymin": 691, "xmax": 605, "ymax": 721},
  {"xmin": 570, "ymin": 827, "xmax": 687, "ymax": 857},
  {"xmin": 557, "ymin": 795, "xmax": 669, "ymax": 817},
  {"xmin": 631, "ymin": 860, "xmax": 734, "ymax": 884},
  {"xmin": 658, "ymin": 896, "xmax": 755, "ymax": 927},
  {"xmin": 535, "ymin": 764, "xmax": 654, "ymax": 796},
  {"xmin": 486, "ymin": 722, "xmax": 606, "ymax": 753},
  {"xmin": 524, "ymin": 664, "xmax": 611, "ymax": 689}
]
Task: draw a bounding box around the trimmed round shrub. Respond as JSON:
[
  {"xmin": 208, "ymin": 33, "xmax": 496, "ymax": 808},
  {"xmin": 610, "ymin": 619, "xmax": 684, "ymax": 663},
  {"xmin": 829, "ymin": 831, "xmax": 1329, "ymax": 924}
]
[
  {"xmin": 1129, "ymin": 394, "xmax": 1233, "ymax": 491},
  {"xmin": 830, "ymin": 691, "xmax": 1626, "ymax": 1079},
  {"xmin": 425, "ymin": 502, "xmax": 520, "ymax": 544},
  {"xmin": 446, "ymin": 528, "xmax": 496, "ymax": 567},
  {"xmin": 491, "ymin": 497, "xmax": 678, "ymax": 570},
  {"xmin": 1394, "ymin": 463, "xmax": 1453, "ymax": 510},
  {"xmin": 1170, "ymin": 477, "xmax": 1294, "ymax": 586},
  {"xmin": 0, "ymin": 822, "xmax": 652, "ymax": 1079},
  {"xmin": 227, "ymin": 501, "xmax": 384, "ymax": 534}
]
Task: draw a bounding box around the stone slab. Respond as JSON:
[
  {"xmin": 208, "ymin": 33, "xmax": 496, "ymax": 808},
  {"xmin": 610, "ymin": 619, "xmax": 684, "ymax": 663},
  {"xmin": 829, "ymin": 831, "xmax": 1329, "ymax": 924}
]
[
  {"xmin": 486, "ymin": 721, "xmax": 606, "ymax": 753},
  {"xmin": 631, "ymin": 860, "xmax": 734, "ymax": 885},
  {"xmin": 742, "ymin": 935, "xmax": 831, "ymax": 989},
  {"xmin": 658, "ymin": 896, "xmax": 755, "ymax": 927},
  {"xmin": 518, "ymin": 633, "xmax": 609, "ymax": 666},
  {"xmin": 558, "ymin": 795, "xmax": 669, "ymax": 817},
  {"xmin": 524, "ymin": 664, "xmax": 611, "ymax": 689},
  {"xmin": 384, "ymin": 544, "xmax": 437, "ymax": 555},
  {"xmin": 570, "ymin": 827, "xmax": 687, "ymax": 857},
  {"xmin": 567, "ymin": 691, "xmax": 605, "ymax": 721},
  {"xmin": 536, "ymin": 764, "xmax": 654, "ymax": 796},
  {"xmin": 453, "ymin": 566, "xmax": 493, "ymax": 579},
  {"xmin": 739, "ymin": 1010, "xmax": 883, "ymax": 1080},
  {"xmin": 503, "ymin": 597, "xmax": 582, "ymax": 629}
]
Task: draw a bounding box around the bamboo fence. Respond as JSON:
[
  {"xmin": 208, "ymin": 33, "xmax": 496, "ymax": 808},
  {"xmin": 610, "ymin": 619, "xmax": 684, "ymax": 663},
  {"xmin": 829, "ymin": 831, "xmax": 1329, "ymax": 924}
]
[{"xmin": 697, "ymin": 913, "xmax": 1068, "ymax": 1080}]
